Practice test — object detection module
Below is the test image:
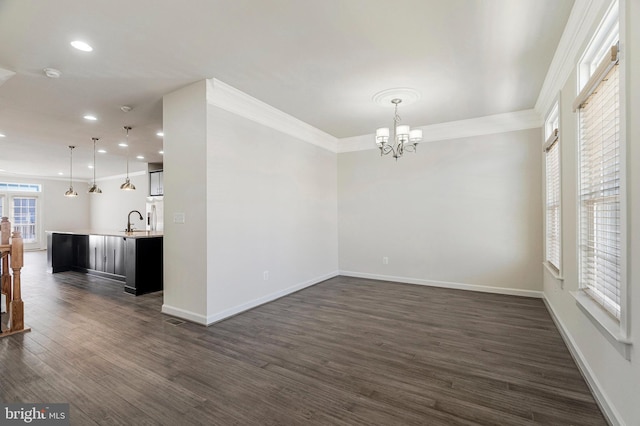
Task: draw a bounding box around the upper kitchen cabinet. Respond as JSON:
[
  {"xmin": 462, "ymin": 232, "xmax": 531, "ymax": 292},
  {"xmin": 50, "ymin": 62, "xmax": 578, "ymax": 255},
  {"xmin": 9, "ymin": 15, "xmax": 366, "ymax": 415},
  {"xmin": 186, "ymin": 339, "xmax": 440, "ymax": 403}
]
[{"xmin": 149, "ymin": 170, "xmax": 163, "ymax": 196}]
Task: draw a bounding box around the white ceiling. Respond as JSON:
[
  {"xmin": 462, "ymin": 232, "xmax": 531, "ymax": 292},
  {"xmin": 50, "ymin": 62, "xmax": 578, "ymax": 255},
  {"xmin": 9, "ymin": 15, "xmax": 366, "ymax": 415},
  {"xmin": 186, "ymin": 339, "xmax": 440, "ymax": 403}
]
[{"xmin": 0, "ymin": 0, "xmax": 574, "ymax": 180}]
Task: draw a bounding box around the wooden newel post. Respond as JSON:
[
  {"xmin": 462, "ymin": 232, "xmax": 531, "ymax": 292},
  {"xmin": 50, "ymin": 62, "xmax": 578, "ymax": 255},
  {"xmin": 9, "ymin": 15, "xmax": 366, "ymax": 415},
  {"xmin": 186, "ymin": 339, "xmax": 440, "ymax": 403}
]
[
  {"xmin": 0, "ymin": 217, "xmax": 9, "ymax": 243},
  {"xmin": 9, "ymin": 230, "xmax": 24, "ymax": 332},
  {"xmin": 1, "ymin": 217, "xmax": 10, "ymax": 308}
]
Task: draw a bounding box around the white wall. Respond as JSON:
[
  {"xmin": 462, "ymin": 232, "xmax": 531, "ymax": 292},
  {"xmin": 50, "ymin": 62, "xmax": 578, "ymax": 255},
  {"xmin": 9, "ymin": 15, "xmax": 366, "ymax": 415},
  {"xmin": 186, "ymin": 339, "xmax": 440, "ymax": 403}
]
[
  {"xmin": 338, "ymin": 128, "xmax": 543, "ymax": 296},
  {"xmin": 205, "ymin": 104, "xmax": 338, "ymax": 321},
  {"xmin": 40, "ymin": 177, "xmax": 91, "ymax": 234},
  {"xmin": 0, "ymin": 175, "xmax": 90, "ymax": 249},
  {"xmin": 162, "ymin": 80, "xmax": 209, "ymax": 323},
  {"xmin": 162, "ymin": 79, "xmax": 339, "ymax": 324},
  {"xmin": 542, "ymin": 0, "xmax": 640, "ymax": 424},
  {"xmin": 88, "ymin": 172, "xmax": 149, "ymax": 231}
]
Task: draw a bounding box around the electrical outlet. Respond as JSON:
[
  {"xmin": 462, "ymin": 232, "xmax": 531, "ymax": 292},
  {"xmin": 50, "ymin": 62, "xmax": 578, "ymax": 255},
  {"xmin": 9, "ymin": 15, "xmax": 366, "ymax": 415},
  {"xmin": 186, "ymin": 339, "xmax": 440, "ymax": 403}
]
[
  {"xmin": 383, "ymin": 257, "xmax": 389, "ymax": 265},
  {"xmin": 263, "ymin": 270, "xmax": 269, "ymax": 281}
]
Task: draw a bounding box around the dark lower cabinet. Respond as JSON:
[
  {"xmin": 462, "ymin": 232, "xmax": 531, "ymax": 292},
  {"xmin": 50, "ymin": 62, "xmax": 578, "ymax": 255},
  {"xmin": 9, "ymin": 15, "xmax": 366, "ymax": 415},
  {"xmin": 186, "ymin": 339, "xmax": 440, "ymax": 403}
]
[
  {"xmin": 73, "ymin": 235, "xmax": 89, "ymax": 269},
  {"xmin": 124, "ymin": 237, "xmax": 163, "ymax": 295},
  {"xmin": 47, "ymin": 233, "xmax": 72, "ymax": 273},
  {"xmin": 47, "ymin": 232, "xmax": 162, "ymax": 295}
]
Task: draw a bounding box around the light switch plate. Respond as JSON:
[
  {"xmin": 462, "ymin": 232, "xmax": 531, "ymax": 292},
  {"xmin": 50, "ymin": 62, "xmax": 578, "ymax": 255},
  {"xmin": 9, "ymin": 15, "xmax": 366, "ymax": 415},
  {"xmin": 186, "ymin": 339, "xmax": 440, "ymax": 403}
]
[{"xmin": 173, "ymin": 212, "xmax": 185, "ymax": 224}]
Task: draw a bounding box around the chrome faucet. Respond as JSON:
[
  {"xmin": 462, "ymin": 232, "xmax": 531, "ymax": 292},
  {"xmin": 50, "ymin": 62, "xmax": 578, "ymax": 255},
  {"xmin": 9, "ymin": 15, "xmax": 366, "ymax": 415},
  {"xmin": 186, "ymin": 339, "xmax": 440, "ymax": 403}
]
[{"xmin": 126, "ymin": 210, "xmax": 144, "ymax": 233}]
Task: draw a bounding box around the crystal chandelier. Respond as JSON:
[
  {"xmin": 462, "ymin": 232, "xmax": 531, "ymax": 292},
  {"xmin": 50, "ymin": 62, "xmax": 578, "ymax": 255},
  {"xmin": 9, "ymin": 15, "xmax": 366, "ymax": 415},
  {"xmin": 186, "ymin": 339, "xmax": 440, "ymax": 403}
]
[{"xmin": 375, "ymin": 98, "xmax": 422, "ymax": 159}]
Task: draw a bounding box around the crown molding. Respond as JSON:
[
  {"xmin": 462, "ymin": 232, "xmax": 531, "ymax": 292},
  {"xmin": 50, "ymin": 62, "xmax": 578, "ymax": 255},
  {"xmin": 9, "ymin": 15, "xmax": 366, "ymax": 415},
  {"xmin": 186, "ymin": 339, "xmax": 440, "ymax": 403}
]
[
  {"xmin": 206, "ymin": 79, "xmax": 338, "ymax": 153},
  {"xmin": 535, "ymin": 0, "xmax": 610, "ymax": 116},
  {"xmin": 338, "ymin": 109, "xmax": 542, "ymax": 153}
]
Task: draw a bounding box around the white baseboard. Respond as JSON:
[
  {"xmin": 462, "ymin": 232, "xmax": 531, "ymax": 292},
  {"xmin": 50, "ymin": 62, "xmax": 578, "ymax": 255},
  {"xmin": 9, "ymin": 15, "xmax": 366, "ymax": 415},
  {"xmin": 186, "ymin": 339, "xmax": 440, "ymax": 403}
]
[
  {"xmin": 542, "ymin": 296, "xmax": 622, "ymax": 426},
  {"xmin": 161, "ymin": 304, "xmax": 208, "ymax": 325},
  {"xmin": 339, "ymin": 270, "xmax": 543, "ymax": 298},
  {"xmin": 204, "ymin": 270, "xmax": 340, "ymax": 325}
]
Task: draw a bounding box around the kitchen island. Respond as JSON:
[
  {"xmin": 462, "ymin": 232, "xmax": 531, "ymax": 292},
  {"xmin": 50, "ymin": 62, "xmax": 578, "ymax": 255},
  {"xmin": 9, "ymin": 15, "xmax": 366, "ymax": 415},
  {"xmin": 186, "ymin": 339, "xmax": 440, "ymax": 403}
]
[{"xmin": 46, "ymin": 230, "xmax": 163, "ymax": 295}]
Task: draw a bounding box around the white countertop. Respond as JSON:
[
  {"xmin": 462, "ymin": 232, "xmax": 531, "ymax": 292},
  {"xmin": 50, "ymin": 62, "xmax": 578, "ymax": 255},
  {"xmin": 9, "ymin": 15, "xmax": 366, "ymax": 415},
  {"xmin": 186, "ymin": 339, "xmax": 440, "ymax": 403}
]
[{"xmin": 46, "ymin": 230, "xmax": 163, "ymax": 239}]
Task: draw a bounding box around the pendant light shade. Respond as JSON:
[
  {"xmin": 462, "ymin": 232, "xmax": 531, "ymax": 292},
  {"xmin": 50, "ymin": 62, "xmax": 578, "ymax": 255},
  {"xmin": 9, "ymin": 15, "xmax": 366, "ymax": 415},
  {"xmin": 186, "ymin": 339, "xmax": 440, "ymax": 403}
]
[
  {"xmin": 120, "ymin": 126, "xmax": 136, "ymax": 191},
  {"xmin": 88, "ymin": 137, "xmax": 102, "ymax": 194},
  {"xmin": 64, "ymin": 145, "xmax": 78, "ymax": 197},
  {"xmin": 120, "ymin": 177, "xmax": 135, "ymax": 191}
]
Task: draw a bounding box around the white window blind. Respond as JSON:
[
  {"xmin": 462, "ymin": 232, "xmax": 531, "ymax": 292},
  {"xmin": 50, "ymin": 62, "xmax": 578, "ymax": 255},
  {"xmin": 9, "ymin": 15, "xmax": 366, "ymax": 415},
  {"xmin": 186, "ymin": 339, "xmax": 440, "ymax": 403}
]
[
  {"xmin": 578, "ymin": 61, "xmax": 621, "ymax": 319},
  {"xmin": 545, "ymin": 129, "xmax": 560, "ymax": 271}
]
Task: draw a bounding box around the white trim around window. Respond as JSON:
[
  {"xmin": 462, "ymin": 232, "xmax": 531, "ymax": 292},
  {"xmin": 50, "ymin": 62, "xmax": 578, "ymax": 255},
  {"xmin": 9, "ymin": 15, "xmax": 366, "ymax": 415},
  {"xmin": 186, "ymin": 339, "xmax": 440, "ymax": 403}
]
[
  {"xmin": 544, "ymin": 131, "xmax": 561, "ymax": 276},
  {"xmin": 575, "ymin": 0, "xmax": 631, "ymax": 350},
  {"xmin": 543, "ymin": 100, "xmax": 562, "ymax": 281}
]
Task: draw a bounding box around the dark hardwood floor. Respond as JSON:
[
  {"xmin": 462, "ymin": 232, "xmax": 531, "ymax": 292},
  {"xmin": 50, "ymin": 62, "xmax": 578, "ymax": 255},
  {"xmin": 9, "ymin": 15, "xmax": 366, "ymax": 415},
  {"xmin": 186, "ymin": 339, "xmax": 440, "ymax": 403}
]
[{"xmin": 1, "ymin": 251, "xmax": 606, "ymax": 425}]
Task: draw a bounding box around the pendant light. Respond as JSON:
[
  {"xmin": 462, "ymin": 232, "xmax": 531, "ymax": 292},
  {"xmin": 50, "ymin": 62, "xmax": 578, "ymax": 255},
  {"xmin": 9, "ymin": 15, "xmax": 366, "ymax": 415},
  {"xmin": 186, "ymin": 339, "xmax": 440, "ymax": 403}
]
[
  {"xmin": 88, "ymin": 137, "xmax": 102, "ymax": 194},
  {"xmin": 64, "ymin": 145, "xmax": 78, "ymax": 197},
  {"xmin": 120, "ymin": 126, "xmax": 136, "ymax": 191}
]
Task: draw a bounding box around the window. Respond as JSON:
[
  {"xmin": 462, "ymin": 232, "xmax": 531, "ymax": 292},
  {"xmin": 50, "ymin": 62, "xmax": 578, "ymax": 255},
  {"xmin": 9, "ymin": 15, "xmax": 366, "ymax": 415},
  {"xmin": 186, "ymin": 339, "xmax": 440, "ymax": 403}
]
[
  {"xmin": 544, "ymin": 102, "xmax": 561, "ymax": 273},
  {"xmin": 0, "ymin": 182, "xmax": 42, "ymax": 248},
  {"xmin": 579, "ymin": 62, "xmax": 620, "ymax": 319},
  {"xmin": 575, "ymin": 2, "xmax": 622, "ymax": 320},
  {"xmin": 545, "ymin": 102, "xmax": 559, "ymax": 140},
  {"xmin": 578, "ymin": 2, "xmax": 619, "ymax": 91},
  {"xmin": 12, "ymin": 197, "xmax": 38, "ymax": 243},
  {"xmin": 0, "ymin": 182, "xmax": 41, "ymax": 192}
]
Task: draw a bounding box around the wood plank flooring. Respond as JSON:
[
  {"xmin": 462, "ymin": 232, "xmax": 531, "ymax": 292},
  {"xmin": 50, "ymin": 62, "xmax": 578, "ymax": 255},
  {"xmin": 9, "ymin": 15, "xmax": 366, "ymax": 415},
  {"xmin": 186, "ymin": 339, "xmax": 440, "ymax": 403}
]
[{"xmin": 1, "ymin": 251, "xmax": 607, "ymax": 425}]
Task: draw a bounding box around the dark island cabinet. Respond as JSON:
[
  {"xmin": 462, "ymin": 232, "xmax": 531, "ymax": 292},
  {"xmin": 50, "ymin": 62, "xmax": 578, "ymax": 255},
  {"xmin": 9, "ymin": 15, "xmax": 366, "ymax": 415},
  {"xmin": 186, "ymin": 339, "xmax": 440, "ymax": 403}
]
[
  {"xmin": 47, "ymin": 232, "xmax": 163, "ymax": 295},
  {"xmin": 73, "ymin": 234, "xmax": 89, "ymax": 269},
  {"xmin": 124, "ymin": 237, "xmax": 163, "ymax": 295},
  {"xmin": 47, "ymin": 233, "xmax": 73, "ymax": 273},
  {"xmin": 88, "ymin": 235, "xmax": 125, "ymax": 276}
]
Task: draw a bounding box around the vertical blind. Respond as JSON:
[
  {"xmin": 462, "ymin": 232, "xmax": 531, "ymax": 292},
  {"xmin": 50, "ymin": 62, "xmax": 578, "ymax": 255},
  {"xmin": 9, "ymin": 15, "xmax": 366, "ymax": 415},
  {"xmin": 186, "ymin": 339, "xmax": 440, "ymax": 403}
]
[
  {"xmin": 578, "ymin": 62, "xmax": 621, "ymax": 319},
  {"xmin": 545, "ymin": 130, "xmax": 560, "ymax": 271}
]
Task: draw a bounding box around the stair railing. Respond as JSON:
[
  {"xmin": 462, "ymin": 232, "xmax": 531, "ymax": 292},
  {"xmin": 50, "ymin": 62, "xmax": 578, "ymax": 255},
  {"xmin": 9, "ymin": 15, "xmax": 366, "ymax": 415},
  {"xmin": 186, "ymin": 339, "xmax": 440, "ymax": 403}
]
[{"xmin": 0, "ymin": 216, "xmax": 29, "ymax": 337}]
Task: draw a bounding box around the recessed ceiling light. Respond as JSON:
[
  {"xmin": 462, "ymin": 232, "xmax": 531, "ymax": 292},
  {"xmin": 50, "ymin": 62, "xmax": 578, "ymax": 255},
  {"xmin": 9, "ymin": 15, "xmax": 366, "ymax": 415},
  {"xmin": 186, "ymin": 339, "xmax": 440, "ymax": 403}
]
[
  {"xmin": 0, "ymin": 133, "xmax": 5, "ymax": 138},
  {"xmin": 159, "ymin": 150, "xmax": 164, "ymax": 155},
  {"xmin": 71, "ymin": 40, "xmax": 93, "ymax": 52},
  {"xmin": 83, "ymin": 115, "xmax": 97, "ymax": 121},
  {"xmin": 156, "ymin": 132, "xmax": 164, "ymax": 137},
  {"xmin": 88, "ymin": 164, "xmax": 94, "ymax": 169},
  {"xmin": 118, "ymin": 142, "xmax": 128, "ymax": 147},
  {"xmin": 136, "ymin": 155, "xmax": 144, "ymax": 159},
  {"xmin": 58, "ymin": 172, "xmax": 64, "ymax": 175},
  {"xmin": 97, "ymin": 149, "xmax": 107, "ymax": 153}
]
